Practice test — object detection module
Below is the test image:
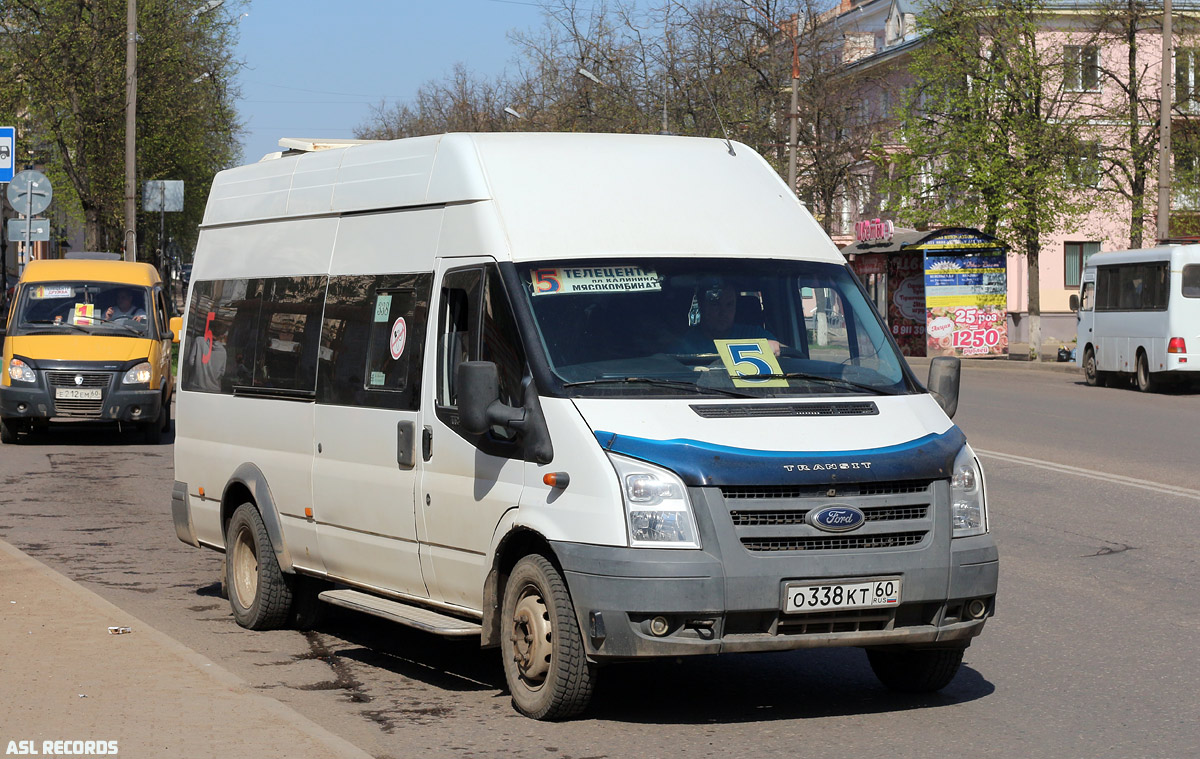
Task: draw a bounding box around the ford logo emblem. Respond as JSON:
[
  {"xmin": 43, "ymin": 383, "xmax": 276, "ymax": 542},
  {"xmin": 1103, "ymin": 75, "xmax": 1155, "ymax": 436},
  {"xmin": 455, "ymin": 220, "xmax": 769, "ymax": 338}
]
[{"xmin": 808, "ymin": 505, "xmax": 866, "ymax": 533}]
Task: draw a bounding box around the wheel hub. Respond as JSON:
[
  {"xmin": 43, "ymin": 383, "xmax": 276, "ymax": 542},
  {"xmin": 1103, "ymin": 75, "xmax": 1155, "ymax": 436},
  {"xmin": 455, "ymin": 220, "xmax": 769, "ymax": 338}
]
[
  {"xmin": 231, "ymin": 526, "xmax": 258, "ymax": 609},
  {"xmin": 510, "ymin": 589, "xmax": 551, "ymax": 683}
]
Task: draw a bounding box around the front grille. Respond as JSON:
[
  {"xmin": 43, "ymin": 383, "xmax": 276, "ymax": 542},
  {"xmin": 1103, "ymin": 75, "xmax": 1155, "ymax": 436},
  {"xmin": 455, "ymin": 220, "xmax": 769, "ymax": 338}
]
[
  {"xmin": 691, "ymin": 402, "xmax": 879, "ymax": 419},
  {"xmin": 741, "ymin": 531, "xmax": 926, "ymax": 552},
  {"xmin": 717, "ymin": 477, "xmax": 938, "ymax": 555},
  {"xmin": 730, "ymin": 505, "xmax": 929, "ymax": 527},
  {"xmin": 776, "ymin": 608, "xmax": 893, "ymax": 634},
  {"xmin": 46, "ymin": 371, "xmax": 111, "ymax": 388},
  {"xmin": 722, "ymin": 480, "xmax": 932, "ymax": 500},
  {"xmin": 52, "ymin": 397, "xmax": 105, "ymax": 418}
]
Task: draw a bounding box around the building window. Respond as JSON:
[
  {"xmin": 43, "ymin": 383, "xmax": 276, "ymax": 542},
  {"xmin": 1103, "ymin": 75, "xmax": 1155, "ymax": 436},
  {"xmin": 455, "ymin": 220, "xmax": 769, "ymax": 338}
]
[
  {"xmin": 1064, "ymin": 241, "xmax": 1100, "ymax": 288},
  {"xmin": 1177, "ymin": 48, "xmax": 1200, "ymax": 111},
  {"xmin": 1064, "ymin": 45, "xmax": 1100, "ymax": 92},
  {"xmin": 1066, "ymin": 140, "xmax": 1101, "ymax": 187}
]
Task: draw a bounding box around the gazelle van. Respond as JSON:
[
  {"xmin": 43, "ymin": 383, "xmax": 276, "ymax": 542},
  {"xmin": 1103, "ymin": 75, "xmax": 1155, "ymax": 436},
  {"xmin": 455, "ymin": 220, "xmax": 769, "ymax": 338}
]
[{"xmin": 173, "ymin": 133, "xmax": 998, "ymax": 719}]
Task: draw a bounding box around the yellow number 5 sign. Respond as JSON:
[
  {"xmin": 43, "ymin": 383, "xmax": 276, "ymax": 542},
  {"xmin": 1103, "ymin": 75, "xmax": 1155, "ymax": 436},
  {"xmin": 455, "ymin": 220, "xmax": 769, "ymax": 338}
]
[{"xmin": 714, "ymin": 339, "xmax": 787, "ymax": 388}]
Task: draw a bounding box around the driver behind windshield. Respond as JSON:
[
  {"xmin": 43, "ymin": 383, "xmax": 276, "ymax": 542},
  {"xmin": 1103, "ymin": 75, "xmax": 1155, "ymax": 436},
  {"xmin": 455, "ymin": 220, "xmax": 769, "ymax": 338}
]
[
  {"xmin": 674, "ymin": 279, "xmax": 783, "ymax": 356},
  {"xmin": 105, "ymin": 289, "xmax": 146, "ymax": 323}
]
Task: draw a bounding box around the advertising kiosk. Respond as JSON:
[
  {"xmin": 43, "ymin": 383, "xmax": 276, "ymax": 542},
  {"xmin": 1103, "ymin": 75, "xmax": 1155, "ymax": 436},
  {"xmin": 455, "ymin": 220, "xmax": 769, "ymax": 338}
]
[{"xmin": 844, "ymin": 221, "xmax": 1008, "ymax": 358}]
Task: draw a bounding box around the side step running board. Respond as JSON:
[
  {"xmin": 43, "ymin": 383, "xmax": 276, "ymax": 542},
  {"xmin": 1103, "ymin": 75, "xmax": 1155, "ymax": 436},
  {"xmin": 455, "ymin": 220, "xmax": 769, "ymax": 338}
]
[{"xmin": 318, "ymin": 589, "xmax": 482, "ymax": 638}]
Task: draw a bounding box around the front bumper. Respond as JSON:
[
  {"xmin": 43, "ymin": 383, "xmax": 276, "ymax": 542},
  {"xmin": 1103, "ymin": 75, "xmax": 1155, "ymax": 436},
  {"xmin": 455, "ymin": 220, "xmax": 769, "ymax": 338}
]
[
  {"xmin": 552, "ymin": 481, "xmax": 999, "ymax": 661},
  {"xmin": 0, "ymin": 360, "xmax": 162, "ymax": 424}
]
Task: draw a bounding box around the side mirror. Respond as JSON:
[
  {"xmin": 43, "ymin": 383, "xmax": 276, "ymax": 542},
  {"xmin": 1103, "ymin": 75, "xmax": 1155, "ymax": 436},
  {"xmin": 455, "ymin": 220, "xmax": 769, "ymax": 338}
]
[
  {"xmin": 1069, "ymin": 294, "xmax": 1079, "ymax": 312},
  {"xmin": 928, "ymin": 356, "xmax": 961, "ymax": 419},
  {"xmin": 169, "ymin": 316, "xmax": 182, "ymax": 343},
  {"xmin": 456, "ymin": 361, "xmax": 554, "ymax": 463}
]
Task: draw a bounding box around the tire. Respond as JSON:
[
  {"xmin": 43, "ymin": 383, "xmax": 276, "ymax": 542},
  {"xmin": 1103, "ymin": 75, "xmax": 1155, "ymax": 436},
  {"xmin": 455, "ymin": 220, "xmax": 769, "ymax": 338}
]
[
  {"xmin": 500, "ymin": 554, "xmax": 595, "ymax": 720},
  {"xmin": 1083, "ymin": 348, "xmax": 1101, "ymax": 387},
  {"xmin": 141, "ymin": 396, "xmax": 168, "ymax": 444},
  {"xmin": 867, "ymin": 646, "xmax": 965, "ymax": 693},
  {"xmin": 225, "ymin": 503, "xmax": 294, "ymax": 630},
  {"xmin": 1136, "ymin": 352, "xmax": 1157, "ymax": 393},
  {"xmin": 0, "ymin": 418, "xmax": 18, "ymax": 445}
]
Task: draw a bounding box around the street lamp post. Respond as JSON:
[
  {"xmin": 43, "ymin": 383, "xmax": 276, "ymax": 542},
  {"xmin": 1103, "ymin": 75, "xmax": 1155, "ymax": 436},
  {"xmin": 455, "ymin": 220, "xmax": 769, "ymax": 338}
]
[
  {"xmin": 124, "ymin": 0, "xmax": 137, "ymax": 262},
  {"xmin": 1158, "ymin": 0, "xmax": 1173, "ymax": 243}
]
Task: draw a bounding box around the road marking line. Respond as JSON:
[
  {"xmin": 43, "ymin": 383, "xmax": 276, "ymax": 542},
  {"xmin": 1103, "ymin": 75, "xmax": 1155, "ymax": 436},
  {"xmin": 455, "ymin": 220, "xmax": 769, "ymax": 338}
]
[{"xmin": 976, "ymin": 449, "xmax": 1200, "ymax": 502}]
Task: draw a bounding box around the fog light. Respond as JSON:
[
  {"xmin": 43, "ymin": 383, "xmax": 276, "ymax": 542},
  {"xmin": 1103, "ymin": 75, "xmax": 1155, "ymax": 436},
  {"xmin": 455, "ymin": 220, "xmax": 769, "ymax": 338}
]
[
  {"xmin": 966, "ymin": 599, "xmax": 988, "ymax": 620},
  {"xmin": 649, "ymin": 616, "xmax": 670, "ymax": 636},
  {"xmin": 130, "ymin": 406, "xmax": 142, "ymax": 417},
  {"xmin": 16, "ymin": 403, "xmax": 26, "ymax": 413}
]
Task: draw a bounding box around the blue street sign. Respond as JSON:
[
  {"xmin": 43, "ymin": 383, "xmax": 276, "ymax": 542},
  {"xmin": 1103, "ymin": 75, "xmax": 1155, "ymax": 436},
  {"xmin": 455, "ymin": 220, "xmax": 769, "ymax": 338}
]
[{"xmin": 0, "ymin": 126, "xmax": 14, "ymax": 184}]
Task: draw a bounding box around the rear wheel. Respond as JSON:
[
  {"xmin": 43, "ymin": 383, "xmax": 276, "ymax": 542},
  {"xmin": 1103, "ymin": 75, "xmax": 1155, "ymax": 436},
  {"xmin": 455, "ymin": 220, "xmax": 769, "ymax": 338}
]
[
  {"xmin": 500, "ymin": 554, "xmax": 595, "ymax": 720},
  {"xmin": 867, "ymin": 646, "xmax": 965, "ymax": 693},
  {"xmin": 225, "ymin": 503, "xmax": 294, "ymax": 630},
  {"xmin": 1136, "ymin": 352, "xmax": 1157, "ymax": 393}
]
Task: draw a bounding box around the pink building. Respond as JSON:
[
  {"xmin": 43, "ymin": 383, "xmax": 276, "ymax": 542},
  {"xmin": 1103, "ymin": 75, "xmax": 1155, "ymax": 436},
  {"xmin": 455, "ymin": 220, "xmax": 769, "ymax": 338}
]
[{"xmin": 820, "ymin": 0, "xmax": 1192, "ymax": 348}]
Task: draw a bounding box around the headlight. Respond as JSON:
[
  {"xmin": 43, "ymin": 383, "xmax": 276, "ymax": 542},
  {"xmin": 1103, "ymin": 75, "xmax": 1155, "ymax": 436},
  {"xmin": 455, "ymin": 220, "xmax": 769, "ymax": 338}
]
[
  {"xmin": 607, "ymin": 452, "xmax": 700, "ymax": 549},
  {"xmin": 951, "ymin": 444, "xmax": 988, "ymax": 538},
  {"xmin": 8, "ymin": 358, "xmax": 35, "ymax": 383},
  {"xmin": 122, "ymin": 362, "xmax": 152, "ymax": 385}
]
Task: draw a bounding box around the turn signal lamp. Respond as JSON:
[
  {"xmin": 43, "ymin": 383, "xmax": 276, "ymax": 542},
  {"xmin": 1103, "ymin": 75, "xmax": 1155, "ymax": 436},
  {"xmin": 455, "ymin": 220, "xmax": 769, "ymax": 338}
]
[{"xmin": 1168, "ymin": 337, "xmax": 1187, "ymax": 354}]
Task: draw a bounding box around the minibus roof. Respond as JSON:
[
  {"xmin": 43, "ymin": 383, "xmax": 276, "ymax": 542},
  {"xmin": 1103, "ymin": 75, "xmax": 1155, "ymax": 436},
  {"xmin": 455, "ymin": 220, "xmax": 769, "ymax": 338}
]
[
  {"xmin": 19, "ymin": 259, "xmax": 162, "ymax": 286},
  {"xmin": 1085, "ymin": 245, "xmax": 1200, "ymax": 268},
  {"xmin": 201, "ymin": 132, "xmax": 842, "ymax": 264}
]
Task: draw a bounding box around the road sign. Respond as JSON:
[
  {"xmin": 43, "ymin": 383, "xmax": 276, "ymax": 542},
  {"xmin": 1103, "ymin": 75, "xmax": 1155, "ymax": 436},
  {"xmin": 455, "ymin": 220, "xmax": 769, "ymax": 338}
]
[
  {"xmin": 6, "ymin": 170, "xmax": 52, "ymax": 216},
  {"xmin": 0, "ymin": 126, "xmax": 13, "ymax": 183},
  {"xmin": 143, "ymin": 180, "xmax": 184, "ymax": 212},
  {"xmin": 7, "ymin": 218, "xmax": 50, "ymax": 244}
]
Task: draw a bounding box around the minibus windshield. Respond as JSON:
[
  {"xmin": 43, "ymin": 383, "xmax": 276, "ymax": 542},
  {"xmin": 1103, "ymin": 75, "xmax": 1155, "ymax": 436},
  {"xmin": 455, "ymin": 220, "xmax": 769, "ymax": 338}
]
[
  {"xmin": 515, "ymin": 258, "xmax": 912, "ymax": 398},
  {"xmin": 11, "ymin": 282, "xmax": 153, "ymax": 337}
]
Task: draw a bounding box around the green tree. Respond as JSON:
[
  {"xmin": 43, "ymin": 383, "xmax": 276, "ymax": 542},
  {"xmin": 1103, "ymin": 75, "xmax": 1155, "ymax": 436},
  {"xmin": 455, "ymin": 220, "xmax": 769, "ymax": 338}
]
[
  {"xmin": 0, "ymin": 0, "xmax": 242, "ymax": 256},
  {"xmin": 885, "ymin": 0, "xmax": 1086, "ymax": 357}
]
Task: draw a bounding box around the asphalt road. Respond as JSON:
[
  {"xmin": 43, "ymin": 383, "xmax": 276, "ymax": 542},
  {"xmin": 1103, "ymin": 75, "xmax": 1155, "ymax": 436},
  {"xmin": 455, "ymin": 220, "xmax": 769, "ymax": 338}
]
[{"xmin": 0, "ymin": 363, "xmax": 1197, "ymax": 759}]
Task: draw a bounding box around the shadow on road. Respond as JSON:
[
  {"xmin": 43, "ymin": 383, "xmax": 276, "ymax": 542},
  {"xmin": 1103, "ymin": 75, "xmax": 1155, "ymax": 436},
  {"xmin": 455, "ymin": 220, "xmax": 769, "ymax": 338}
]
[
  {"xmin": 291, "ymin": 605, "xmax": 994, "ymax": 723},
  {"xmin": 3, "ymin": 422, "xmax": 176, "ymax": 447},
  {"xmin": 1071, "ymin": 378, "xmax": 1200, "ymax": 395}
]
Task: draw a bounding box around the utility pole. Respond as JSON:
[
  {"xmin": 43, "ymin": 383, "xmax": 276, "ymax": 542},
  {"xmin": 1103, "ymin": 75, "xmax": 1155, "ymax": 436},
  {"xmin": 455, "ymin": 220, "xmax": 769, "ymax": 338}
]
[
  {"xmin": 124, "ymin": 0, "xmax": 137, "ymax": 261},
  {"xmin": 1158, "ymin": 0, "xmax": 1173, "ymax": 244}
]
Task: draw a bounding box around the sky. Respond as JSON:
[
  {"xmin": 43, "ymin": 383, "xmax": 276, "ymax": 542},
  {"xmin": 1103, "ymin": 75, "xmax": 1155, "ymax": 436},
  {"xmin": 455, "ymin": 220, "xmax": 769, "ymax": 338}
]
[{"xmin": 231, "ymin": 0, "xmax": 554, "ymax": 164}]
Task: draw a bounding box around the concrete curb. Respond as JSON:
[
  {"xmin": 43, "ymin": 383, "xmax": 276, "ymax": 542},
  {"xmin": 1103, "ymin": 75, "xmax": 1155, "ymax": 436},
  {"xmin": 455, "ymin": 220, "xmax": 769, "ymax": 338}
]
[{"xmin": 0, "ymin": 538, "xmax": 374, "ymax": 759}]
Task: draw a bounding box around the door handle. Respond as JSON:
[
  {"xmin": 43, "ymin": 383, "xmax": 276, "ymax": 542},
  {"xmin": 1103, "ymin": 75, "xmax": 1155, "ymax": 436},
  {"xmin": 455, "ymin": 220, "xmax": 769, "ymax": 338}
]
[
  {"xmin": 396, "ymin": 421, "xmax": 416, "ymax": 469},
  {"xmin": 422, "ymin": 426, "xmax": 433, "ymax": 462}
]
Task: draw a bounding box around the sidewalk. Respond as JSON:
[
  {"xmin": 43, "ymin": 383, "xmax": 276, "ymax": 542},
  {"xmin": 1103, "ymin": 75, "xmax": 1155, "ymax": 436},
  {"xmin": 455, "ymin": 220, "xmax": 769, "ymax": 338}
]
[
  {"xmin": 0, "ymin": 539, "xmax": 372, "ymax": 759},
  {"xmin": 906, "ymin": 342, "xmax": 1082, "ymax": 374}
]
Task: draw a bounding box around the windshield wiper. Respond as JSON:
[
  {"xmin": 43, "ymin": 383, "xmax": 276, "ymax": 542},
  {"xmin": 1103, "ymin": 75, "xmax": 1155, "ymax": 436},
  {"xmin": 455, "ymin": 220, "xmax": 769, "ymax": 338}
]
[
  {"xmin": 24, "ymin": 319, "xmax": 90, "ymax": 334},
  {"xmin": 756, "ymin": 372, "xmax": 900, "ymax": 395},
  {"xmin": 561, "ymin": 377, "xmax": 754, "ymax": 398}
]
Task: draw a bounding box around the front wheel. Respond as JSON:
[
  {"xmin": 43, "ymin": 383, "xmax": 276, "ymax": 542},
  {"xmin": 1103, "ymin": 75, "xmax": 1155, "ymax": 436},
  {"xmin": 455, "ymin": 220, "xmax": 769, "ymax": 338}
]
[
  {"xmin": 867, "ymin": 646, "xmax": 965, "ymax": 693},
  {"xmin": 0, "ymin": 418, "xmax": 19, "ymax": 445},
  {"xmin": 500, "ymin": 554, "xmax": 595, "ymax": 720},
  {"xmin": 1083, "ymin": 348, "xmax": 1102, "ymax": 387},
  {"xmin": 225, "ymin": 503, "xmax": 295, "ymax": 630}
]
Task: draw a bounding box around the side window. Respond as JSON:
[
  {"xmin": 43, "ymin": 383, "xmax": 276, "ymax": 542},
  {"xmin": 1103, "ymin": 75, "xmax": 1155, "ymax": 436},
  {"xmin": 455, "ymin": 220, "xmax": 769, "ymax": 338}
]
[
  {"xmin": 436, "ymin": 265, "xmax": 528, "ymax": 450},
  {"xmin": 1080, "ymin": 281, "xmax": 1095, "ymax": 311},
  {"xmin": 317, "ymin": 273, "xmax": 431, "ymax": 410},
  {"xmin": 181, "ymin": 279, "xmax": 264, "ymax": 394},
  {"xmin": 1183, "ymin": 265, "xmax": 1200, "ymax": 298},
  {"xmin": 436, "ymin": 268, "xmax": 483, "ymax": 408},
  {"xmin": 256, "ymin": 276, "xmax": 326, "ymax": 393},
  {"xmin": 154, "ymin": 289, "xmax": 169, "ymax": 333}
]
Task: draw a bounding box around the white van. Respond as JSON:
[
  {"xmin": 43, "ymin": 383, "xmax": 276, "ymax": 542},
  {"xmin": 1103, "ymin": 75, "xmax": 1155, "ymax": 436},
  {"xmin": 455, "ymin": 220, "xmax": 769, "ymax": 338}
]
[
  {"xmin": 1073, "ymin": 245, "xmax": 1200, "ymax": 391},
  {"xmin": 173, "ymin": 133, "xmax": 997, "ymax": 720}
]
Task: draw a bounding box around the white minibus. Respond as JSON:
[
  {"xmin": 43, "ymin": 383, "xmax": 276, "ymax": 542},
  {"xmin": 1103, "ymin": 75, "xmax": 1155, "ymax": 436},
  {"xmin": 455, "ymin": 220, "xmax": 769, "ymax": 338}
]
[
  {"xmin": 173, "ymin": 133, "xmax": 998, "ymax": 720},
  {"xmin": 1073, "ymin": 245, "xmax": 1200, "ymax": 391}
]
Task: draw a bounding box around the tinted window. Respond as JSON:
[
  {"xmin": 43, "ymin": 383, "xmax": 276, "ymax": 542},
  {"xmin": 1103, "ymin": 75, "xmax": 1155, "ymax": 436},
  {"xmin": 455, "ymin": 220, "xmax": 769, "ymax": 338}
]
[
  {"xmin": 182, "ymin": 279, "xmax": 263, "ymax": 393},
  {"xmin": 318, "ymin": 273, "xmax": 431, "ymax": 410},
  {"xmin": 1183, "ymin": 265, "xmax": 1200, "ymax": 298},
  {"xmin": 1096, "ymin": 263, "xmax": 1169, "ymax": 311},
  {"xmin": 256, "ymin": 276, "xmax": 325, "ymax": 393}
]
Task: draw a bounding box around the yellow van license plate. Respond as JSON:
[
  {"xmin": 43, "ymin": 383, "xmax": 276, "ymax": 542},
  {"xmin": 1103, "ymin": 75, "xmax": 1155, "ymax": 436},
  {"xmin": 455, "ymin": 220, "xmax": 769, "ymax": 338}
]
[
  {"xmin": 784, "ymin": 578, "xmax": 901, "ymax": 614},
  {"xmin": 55, "ymin": 388, "xmax": 102, "ymax": 400}
]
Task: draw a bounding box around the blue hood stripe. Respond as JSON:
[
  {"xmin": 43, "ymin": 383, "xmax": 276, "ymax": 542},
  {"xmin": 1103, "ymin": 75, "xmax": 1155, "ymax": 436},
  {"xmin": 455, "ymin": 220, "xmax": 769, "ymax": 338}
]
[{"xmin": 594, "ymin": 428, "xmax": 966, "ymax": 486}]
